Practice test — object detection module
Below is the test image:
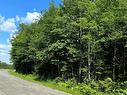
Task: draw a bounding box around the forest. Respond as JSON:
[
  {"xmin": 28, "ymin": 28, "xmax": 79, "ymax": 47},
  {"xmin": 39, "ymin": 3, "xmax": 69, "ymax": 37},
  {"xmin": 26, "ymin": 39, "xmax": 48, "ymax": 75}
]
[
  {"xmin": 11, "ymin": 0, "xmax": 127, "ymax": 94},
  {"xmin": 0, "ymin": 61, "xmax": 12, "ymax": 69}
]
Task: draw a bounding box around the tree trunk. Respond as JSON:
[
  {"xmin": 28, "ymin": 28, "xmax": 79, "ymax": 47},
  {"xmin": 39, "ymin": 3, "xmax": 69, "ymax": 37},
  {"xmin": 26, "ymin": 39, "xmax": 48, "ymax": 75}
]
[
  {"xmin": 113, "ymin": 45, "xmax": 117, "ymax": 81},
  {"xmin": 123, "ymin": 47, "xmax": 126, "ymax": 78},
  {"xmin": 88, "ymin": 41, "xmax": 91, "ymax": 80}
]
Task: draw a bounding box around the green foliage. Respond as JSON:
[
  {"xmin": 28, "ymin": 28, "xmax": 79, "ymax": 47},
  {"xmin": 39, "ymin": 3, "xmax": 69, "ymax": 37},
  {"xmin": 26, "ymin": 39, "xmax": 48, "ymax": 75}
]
[
  {"xmin": 98, "ymin": 78, "xmax": 115, "ymax": 93},
  {"xmin": 9, "ymin": 70, "xmax": 127, "ymax": 95},
  {"xmin": 10, "ymin": 0, "xmax": 127, "ymax": 94}
]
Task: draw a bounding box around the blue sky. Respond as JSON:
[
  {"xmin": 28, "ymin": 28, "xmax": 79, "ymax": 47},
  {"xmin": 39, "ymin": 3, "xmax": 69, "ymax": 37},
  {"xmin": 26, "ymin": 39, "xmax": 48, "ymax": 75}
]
[{"xmin": 0, "ymin": 0, "xmax": 61, "ymax": 64}]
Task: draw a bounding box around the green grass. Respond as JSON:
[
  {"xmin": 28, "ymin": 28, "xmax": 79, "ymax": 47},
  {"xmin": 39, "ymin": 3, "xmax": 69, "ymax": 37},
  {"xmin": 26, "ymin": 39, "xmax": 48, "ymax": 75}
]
[{"xmin": 8, "ymin": 70, "xmax": 81, "ymax": 95}]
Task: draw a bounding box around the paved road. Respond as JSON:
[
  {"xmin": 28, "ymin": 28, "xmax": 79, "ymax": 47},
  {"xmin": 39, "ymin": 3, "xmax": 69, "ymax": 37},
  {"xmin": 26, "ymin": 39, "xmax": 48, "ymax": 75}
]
[{"xmin": 0, "ymin": 69, "xmax": 71, "ymax": 95}]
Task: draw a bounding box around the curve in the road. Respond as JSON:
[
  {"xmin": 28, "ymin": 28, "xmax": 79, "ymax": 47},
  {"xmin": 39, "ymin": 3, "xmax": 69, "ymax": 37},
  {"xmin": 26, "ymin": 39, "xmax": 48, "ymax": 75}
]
[{"xmin": 0, "ymin": 69, "xmax": 71, "ymax": 95}]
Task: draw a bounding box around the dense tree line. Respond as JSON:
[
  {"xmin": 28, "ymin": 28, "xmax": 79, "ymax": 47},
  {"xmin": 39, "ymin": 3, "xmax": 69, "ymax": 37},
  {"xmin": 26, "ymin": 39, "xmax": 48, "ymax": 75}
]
[
  {"xmin": 11, "ymin": 0, "xmax": 127, "ymax": 82},
  {"xmin": 0, "ymin": 61, "xmax": 13, "ymax": 69}
]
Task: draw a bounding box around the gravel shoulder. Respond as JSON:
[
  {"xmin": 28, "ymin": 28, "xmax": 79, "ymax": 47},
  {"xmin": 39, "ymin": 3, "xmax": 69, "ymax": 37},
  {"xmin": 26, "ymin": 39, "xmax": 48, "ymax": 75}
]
[{"xmin": 0, "ymin": 69, "xmax": 71, "ymax": 95}]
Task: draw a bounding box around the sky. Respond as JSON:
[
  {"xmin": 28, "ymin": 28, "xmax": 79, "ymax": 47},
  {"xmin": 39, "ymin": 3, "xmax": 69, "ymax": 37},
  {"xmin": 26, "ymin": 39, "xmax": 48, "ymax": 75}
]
[{"xmin": 0, "ymin": 0, "xmax": 61, "ymax": 64}]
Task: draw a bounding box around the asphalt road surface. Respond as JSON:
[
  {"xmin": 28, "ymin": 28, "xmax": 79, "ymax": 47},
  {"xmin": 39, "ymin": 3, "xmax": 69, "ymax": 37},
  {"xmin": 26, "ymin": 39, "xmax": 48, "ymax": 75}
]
[{"xmin": 0, "ymin": 69, "xmax": 71, "ymax": 95}]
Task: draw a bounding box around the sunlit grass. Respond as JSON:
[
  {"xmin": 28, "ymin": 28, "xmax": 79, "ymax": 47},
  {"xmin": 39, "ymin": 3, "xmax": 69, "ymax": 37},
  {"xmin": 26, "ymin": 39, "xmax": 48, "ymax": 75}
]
[{"xmin": 8, "ymin": 70, "xmax": 80, "ymax": 95}]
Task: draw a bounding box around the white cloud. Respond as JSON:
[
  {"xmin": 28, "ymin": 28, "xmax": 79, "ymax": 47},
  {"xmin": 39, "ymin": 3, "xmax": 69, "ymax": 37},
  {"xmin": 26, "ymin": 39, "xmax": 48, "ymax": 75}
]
[
  {"xmin": 0, "ymin": 44, "xmax": 11, "ymax": 64},
  {"xmin": 0, "ymin": 11, "xmax": 40, "ymax": 63},
  {"xmin": 0, "ymin": 17, "xmax": 17, "ymax": 32},
  {"xmin": 21, "ymin": 12, "xmax": 40, "ymax": 24},
  {"xmin": 0, "ymin": 12, "xmax": 40, "ymax": 34},
  {"xmin": 0, "ymin": 53, "xmax": 10, "ymax": 64},
  {"xmin": 0, "ymin": 52, "xmax": 6, "ymax": 55},
  {"xmin": 7, "ymin": 39, "xmax": 10, "ymax": 44},
  {"xmin": 0, "ymin": 16, "xmax": 4, "ymax": 23},
  {"xmin": 16, "ymin": 15, "xmax": 20, "ymax": 22},
  {"xmin": 0, "ymin": 12, "xmax": 40, "ymax": 33},
  {"xmin": 0, "ymin": 44, "xmax": 11, "ymax": 50},
  {"xmin": 0, "ymin": 49, "xmax": 8, "ymax": 55}
]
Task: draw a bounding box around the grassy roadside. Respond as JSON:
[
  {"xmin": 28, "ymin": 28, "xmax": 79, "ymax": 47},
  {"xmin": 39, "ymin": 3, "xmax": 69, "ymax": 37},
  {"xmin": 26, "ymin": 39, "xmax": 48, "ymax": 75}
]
[{"xmin": 8, "ymin": 70, "xmax": 81, "ymax": 95}]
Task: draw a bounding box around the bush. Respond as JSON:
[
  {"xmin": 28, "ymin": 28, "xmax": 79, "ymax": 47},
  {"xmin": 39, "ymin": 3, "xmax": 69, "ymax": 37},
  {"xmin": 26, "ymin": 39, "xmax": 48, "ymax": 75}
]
[
  {"xmin": 77, "ymin": 83, "xmax": 97, "ymax": 95},
  {"xmin": 57, "ymin": 79, "xmax": 77, "ymax": 89},
  {"xmin": 98, "ymin": 78, "xmax": 115, "ymax": 93}
]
